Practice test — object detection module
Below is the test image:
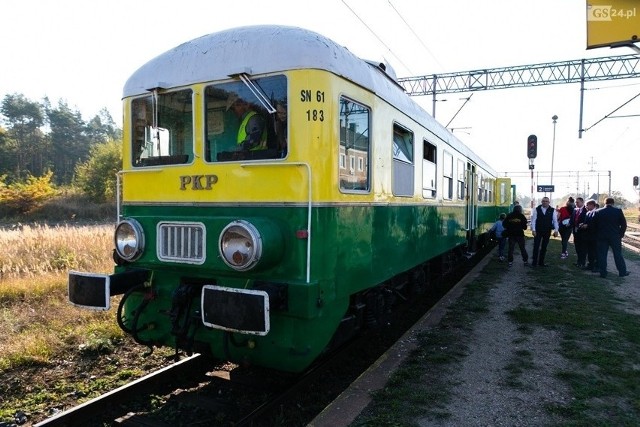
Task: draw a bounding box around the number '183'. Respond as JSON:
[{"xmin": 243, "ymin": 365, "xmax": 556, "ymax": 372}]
[{"xmin": 306, "ymin": 109, "xmax": 324, "ymax": 121}]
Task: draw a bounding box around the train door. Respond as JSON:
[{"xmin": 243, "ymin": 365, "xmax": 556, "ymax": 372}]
[
  {"xmin": 465, "ymin": 162, "xmax": 478, "ymax": 251},
  {"xmin": 495, "ymin": 177, "xmax": 513, "ymax": 209}
]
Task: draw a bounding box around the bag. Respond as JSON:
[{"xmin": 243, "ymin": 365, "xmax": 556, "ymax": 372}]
[{"xmin": 489, "ymin": 230, "xmax": 497, "ymax": 241}]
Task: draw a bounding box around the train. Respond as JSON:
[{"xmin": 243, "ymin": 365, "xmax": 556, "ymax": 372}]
[{"xmin": 68, "ymin": 25, "xmax": 512, "ymax": 373}]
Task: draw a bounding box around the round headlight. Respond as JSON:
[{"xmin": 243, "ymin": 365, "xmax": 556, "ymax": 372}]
[
  {"xmin": 218, "ymin": 220, "xmax": 262, "ymax": 271},
  {"xmin": 114, "ymin": 219, "xmax": 145, "ymax": 261}
]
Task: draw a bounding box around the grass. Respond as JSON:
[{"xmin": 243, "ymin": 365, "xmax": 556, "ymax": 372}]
[
  {"xmin": 0, "ymin": 221, "xmax": 178, "ymax": 423},
  {"xmin": 0, "ymin": 223, "xmax": 118, "ymax": 370},
  {"xmin": 353, "ymin": 237, "xmax": 640, "ymax": 426}
]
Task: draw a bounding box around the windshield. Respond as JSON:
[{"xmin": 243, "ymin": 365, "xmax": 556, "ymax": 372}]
[
  {"xmin": 131, "ymin": 89, "xmax": 193, "ymax": 167},
  {"xmin": 204, "ymin": 75, "xmax": 287, "ymax": 162}
]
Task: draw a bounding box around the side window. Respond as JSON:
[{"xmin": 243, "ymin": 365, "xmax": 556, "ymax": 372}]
[
  {"xmin": 339, "ymin": 97, "xmax": 370, "ymax": 192},
  {"xmin": 204, "ymin": 75, "xmax": 287, "ymax": 162},
  {"xmin": 392, "ymin": 123, "xmax": 414, "ymax": 197},
  {"xmin": 443, "ymin": 151, "xmax": 454, "ymax": 200},
  {"xmin": 457, "ymin": 159, "xmax": 465, "ymax": 200},
  {"xmin": 131, "ymin": 89, "xmax": 193, "ymax": 167},
  {"xmin": 422, "ymin": 140, "xmax": 437, "ymax": 198}
]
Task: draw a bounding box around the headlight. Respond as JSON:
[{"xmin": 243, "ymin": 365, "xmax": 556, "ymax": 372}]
[
  {"xmin": 218, "ymin": 220, "xmax": 262, "ymax": 271},
  {"xmin": 114, "ymin": 219, "xmax": 145, "ymax": 261}
]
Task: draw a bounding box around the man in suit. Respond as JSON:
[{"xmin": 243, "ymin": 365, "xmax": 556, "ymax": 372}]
[
  {"xmin": 580, "ymin": 199, "xmax": 599, "ymax": 272},
  {"xmin": 530, "ymin": 196, "xmax": 559, "ymax": 267},
  {"xmin": 570, "ymin": 197, "xmax": 588, "ymax": 267},
  {"xmin": 593, "ymin": 197, "xmax": 628, "ymax": 278}
]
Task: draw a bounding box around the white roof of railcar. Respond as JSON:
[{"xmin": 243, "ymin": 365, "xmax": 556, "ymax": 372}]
[{"xmin": 124, "ymin": 25, "xmax": 496, "ymax": 175}]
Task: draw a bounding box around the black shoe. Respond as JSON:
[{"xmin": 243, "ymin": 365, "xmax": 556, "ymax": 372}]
[
  {"xmin": 538, "ymin": 263, "xmax": 549, "ymax": 267},
  {"xmin": 620, "ymin": 272, "xmax": 630, "ymax": 277}
]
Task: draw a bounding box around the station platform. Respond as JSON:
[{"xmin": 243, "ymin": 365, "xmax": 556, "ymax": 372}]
[{"xmin": 309, "ymin": 237, "xmax": 640, "ymax": 426}]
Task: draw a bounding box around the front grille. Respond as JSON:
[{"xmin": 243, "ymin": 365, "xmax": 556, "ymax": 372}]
[{"xmin": 157, "ymin": 222, "xmax": 206, "ymax": 264}]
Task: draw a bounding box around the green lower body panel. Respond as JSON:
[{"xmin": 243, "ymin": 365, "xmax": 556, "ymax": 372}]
[{"xmin": 97, "ymin": 202, "xmax": 504, "ymax": 372}]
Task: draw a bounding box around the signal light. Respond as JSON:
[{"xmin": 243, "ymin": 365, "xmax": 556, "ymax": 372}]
[
  {"xmin": 527, "ymin": 135, "xmax": 537, "ymax": 159},
  {"xmin": 634, "ymin": 176, "xmax": 639, "ymax": 186}
]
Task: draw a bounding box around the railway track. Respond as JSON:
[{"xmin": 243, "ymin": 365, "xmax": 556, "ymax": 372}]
[
  {"xmin": 623, "ymin": 222, "xmax": 640, "ymax": 253},
  {"xmin": 33, "ymin": 354, "xmax": 211, "ymax": 427}
]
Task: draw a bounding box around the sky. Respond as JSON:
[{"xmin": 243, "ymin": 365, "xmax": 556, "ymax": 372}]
[{"xmin": 2, "ymin": 0, "xmax": 639, "ymax": 203}]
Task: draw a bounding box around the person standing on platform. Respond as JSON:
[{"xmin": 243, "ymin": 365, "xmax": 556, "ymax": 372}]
[
  {"xmin": 557, "ymin": 196, "xmax": 575, "ymax": 259},
  {"xmin": 530, "ymin": 196, "xmax": 559, "ymax": 267},
  {"xmin": 593, "ymin": 197, "xmax": 629, "ymax": 278},
  {"xmin": 489, "ymin": 213, "xmax": 507, "ymax": 261},
  {"xmin": 580, "ymin": 199, "xmax": 598, "ymax": 272},
  {"xmin": 503, "ymin": 204, "xmax": 529, "ymax": 267},
  {"xmin": 570, "ymin": 197, "xmax": 587, "ymax": 267}
]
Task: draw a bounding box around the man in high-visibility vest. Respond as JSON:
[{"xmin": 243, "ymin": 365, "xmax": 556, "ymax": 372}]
[{"xmin": 226, "ymin": 94, "xmax": 267, "ymax": 151}]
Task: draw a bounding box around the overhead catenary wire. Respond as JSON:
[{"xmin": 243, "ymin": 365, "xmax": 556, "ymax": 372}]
[
  {"xmin": 341, "ymin": 0, "xmax": 414, "ymax": 75},
  {"xmin": 582, "ymin": 90, "xmax": 640, "ymax": 133},
  {"xmin": 387, "ymin": 0, "xmax": 446, "ymax": 72}
]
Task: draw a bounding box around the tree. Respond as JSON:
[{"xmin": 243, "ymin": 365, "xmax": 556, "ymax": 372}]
[
  {"xmin": 0, "ymin": 93, "xmax": 47, "ymax": 180},
  {"xmin": 46, "ymin": 99, "xmax": 90, "ymax": 185},
  {"xmin": 74, "ymin": 139, "xmax": 122, "ymax": 203},
  {"xmin": 0, "ymin": 171, "xmax": 58, "ymax": 214},
  {"xmin": 602, "ymin": 190, "xmax": 631, "ymax": 208},
  {"xmin": 86, "ymin": 107, "xmax": 122, "ymax": 143}
]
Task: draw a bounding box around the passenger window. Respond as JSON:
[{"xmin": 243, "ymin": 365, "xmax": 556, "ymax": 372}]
[
  {"xmin": 457, "ymin": 159, "xmax": 465, "ymax": 200},
  {"xmin": 443, "ymin": 151, "xmax": 453, "ymax": 200},
  {"xmin": 392, "ymin": 124, "xmax": 414, "ymax": 197},
  {"xmin": 422, "ymin": 140, "xmax": 437, "ymax": 198},
  {"xmin": 204, "ymin": 75, "xmax": 287, "ymax": 162},
  {"xmin": 339, "ymin": 97, "xmax": 370, "ymax": 192}
]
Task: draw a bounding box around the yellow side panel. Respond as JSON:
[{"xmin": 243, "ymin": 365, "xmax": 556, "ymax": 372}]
[{"xmin": 495, "ymin": 178, "xmax": 512, "ymax": 206}]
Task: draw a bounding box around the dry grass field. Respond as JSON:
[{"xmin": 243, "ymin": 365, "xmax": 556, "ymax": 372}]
[
  {"xmin": 0, "ymin": 223, "xmax": 179, "ymax": 424},
  {"xmin": 0, "ymin": 224, "xmax": 118, "ymax": 371}
]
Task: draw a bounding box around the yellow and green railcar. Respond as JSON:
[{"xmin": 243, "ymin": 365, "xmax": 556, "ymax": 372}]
[{"xmin": 69, "ymin": 25, "xmax": 511, "ymax": 373}]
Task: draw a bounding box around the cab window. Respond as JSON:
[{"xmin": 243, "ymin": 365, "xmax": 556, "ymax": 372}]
[
  {"xmin": 204, "ymin": 75, "xmax": 287, "ymax": 162},
  {"xmin": 131, "ymin": 89, "xmax": 193, "ymax": 167}
]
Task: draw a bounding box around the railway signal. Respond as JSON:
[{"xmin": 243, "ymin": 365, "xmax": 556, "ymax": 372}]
[{"xmin": 527, "ymin": 134, "xmax": 537, "ymax": 159}]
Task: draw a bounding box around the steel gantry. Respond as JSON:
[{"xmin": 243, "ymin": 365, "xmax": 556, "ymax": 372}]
[{"xmin": 397, "ymin": 54, "xmax": 640, "ymax": 137}]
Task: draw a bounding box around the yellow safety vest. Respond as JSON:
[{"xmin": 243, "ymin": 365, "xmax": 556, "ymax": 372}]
[{"xmin": 237, "ymin": 111, "xmax": 267, "ymax": 150}]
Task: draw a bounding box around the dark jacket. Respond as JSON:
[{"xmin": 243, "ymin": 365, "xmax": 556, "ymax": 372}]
[
  {"xmin": 593, "ymin": 205, "xmax": 627, "ymax": 239},
  {"xmin": 503, "ymin": 211, "xmax": 528, "ymax": 237},
  {"xmin": 534, "ymin": 205, "xmax": 555, "ymax": 234},
  {"xmin": 583, "ymin": 209, "xmax": 597, "ymax": 240},
  {"xmin": 569, "ymin": 206, "xmax": 588, "ymax": 234}
]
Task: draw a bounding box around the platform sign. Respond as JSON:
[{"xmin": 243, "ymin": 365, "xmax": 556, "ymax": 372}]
[
  {"xmin": 537, "ymin": 185, "xmax": 555, "ymax": 193},
  {"xmin": 587, "ymin": 1, "xmax": 640, "ymax": 49}
]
